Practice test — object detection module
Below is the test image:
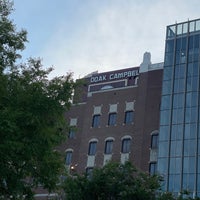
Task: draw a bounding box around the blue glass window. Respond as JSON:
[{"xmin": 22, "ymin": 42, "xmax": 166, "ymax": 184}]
[
  {"xmin": 171, "ymin": 124, "xmax": 183, "ymax": 140},
  {"xmin": 92, "ymin": 114, "xmax": 100, "ymax": 127},
  {"xmin": 121, "ymin": 138, "xmax": 131, "ymax": 153},
  {"xmin": 88, "ymin": 141, "xmax": 97, "ymax": 155},
  {"xmin": 161, "ymin": 95, "xmax": 171, "ymax": 110},
  {"xmin": 66, "ymin": 151, "xmax": 73, "ymax": 165},
  {"xmin": 149, "ymin": 162, "xmax": 157, "ymax": 175},
  {"xmin": 104, "ymin": 140, "xmax": 113, "ymax": 154},
  {"xmin": 151, "ymin": 134, "xmax": 159, "ymax": 149},
  {"xmin": 68, "ymin": 127, "xmax": 76, "ymax": 138},
  {"xmin": 124, "ymin": 111, "xmax": 133, "ymax": 124},
  {"xmin": 108, "ymin": 113, "xmax": 117, "ymax": 126},
  {"xmin": 163, "ymin": 66, "xmax": 173, "ymax": 80},
  {"xmin": 162, "ymin": 80, "xmax": 172, "ymax": 95},
  {"xmin": 159, "ymin": 125, "xmax": 169, "ymax": 141},
  {"xmin": 158, "ymin": 141, "xmax": 169, "ymax": 157},
  {"xmin": 184, "ymin": 140, "xmax": 196, "ymax": 156}
]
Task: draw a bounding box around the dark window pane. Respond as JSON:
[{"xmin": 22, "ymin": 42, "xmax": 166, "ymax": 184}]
[
  {"xmin": 92, "ymin": 115, "xmax": 100, "ymax": 127},
  {"xmin": 68, "ymin": 127, "xmax": 76, "ymax": 138},
  {"xmin": 108, "ymin": 113, "xmax": 117, "ymax": 126},
  {"xmin": 105, "ymin": 140, "xmax": 113, "ymax": 154},
  {"xmin": 88, "ymin": 141, "xmax": 97, "ymax": 155},
  {"xmin": 124, "ymin": 111, "xmax": 133, "ymax": 124},
  {"xmin": 149, "ymin": 162, "xmax": 157, "ymax": 175},
  {"xmin": 151, "ymin": 134, "xmax": 158, "ymax": 149},
  {"xmin": 66, "ymin": 151, "xmax": 72, "ymax": 165},
  {"xmin": 121, "ymin": 138, "xmax": 131, "ymax": 153}
]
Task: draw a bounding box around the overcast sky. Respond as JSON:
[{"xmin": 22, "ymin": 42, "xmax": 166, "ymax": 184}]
[{"xmin": 11, "ymin": 0, "xmax": 200, "ymax": 79}]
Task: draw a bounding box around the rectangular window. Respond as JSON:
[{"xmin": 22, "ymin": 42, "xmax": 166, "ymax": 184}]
[
  {"xmin": 68, "ymin": 127, "xmax": 76, "ymax": 138},
  {"xmin": 149, "ymin": 162, "xmax": 157, "ymax": 175},
  {"xmin": 108, "ymin": 113, "xmax": 117, "ymax": 126},
  {"xmin": 66, "ymin": 151, "xmax": 72, "ymax": 165},
  {"xmin": 88, "ymin": 141, "xmax": 97, "ymax": 155},
  {"xmin": 105, "ymin": 140, "xmax": 113, "ymax": 154},
  {"xmin": 121, "ymin": 138, "xmax": 131, "ymax": 153},
  {"xmin": 124, "ymin": 111, "xmax": 133, "ymax": 124},
  {"xmin": 92, "ymin": 115, "xmax": 100, "ymax": 127},
  {"xmin": 151, "ymin": 134, "xmax": 159, "ymax": 149}
]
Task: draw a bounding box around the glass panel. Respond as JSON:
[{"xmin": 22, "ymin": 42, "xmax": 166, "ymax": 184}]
[
  {"xmin": 162, "ymin": 80, "xmax": 172, "ymax": 94},
  {"xmin": 151, "ymin": 134, "xmax": 158, "ymax": 149},
  {"xmin": 184, "ymin": 140, "xmax": 196, "ymax": 156},
  {"xmin": 196, "ymin": 20, "xmax": 200, "ymax": 31},
  {"xmin": 171, "ymin": 124, "xmax": 183, "ymax": 140},
  {"xmin": 167, "ymin": 25, "xmax": 176, "ymax": 38},
  {"xmin": 159, "ymin": 125, "xmax": 169, "ymax": 141},
  {"xmin": 183, "ymin": 22, "xmax": 188, "ymax": 34},
  {"xmin": 163, "ymin": 66, "xmax": 173, "ymax": 80},
  {"xmin": 157, "ymin": 158, "xmax": 168, "ymax": 175},
  {"xmin": 105, "ymin": 140, "xmax": 113, "ymax": 154},
  {"xmin": 108, "ymin": 113, "xmax": 117, "ymax": 126},
  {"xmin": 124, "ymin": 111, "xmax": 133, "ymax": 124},
  {"xmin": 177, "ymin": 24, "xmax": 182, "ymax": 35},
  {"xmin": 161, "ymin": 95, "xmax": 171, "ymax": 110},
  {"xmin": 92, "ymin": 114, "xmax": 100, "ymax": 127},
  {"xmin": 88, "ymin": 141, "xmax": 97, "ymax": 155},
  {"xmin": 170, "ymin": 141, "xmax": 182, "ymax": 157},
  {"xmin": 166, "ymin": 39, "xmax": 175, "ymax": 52},
  {"xmin": 158, "ymin": 141, "xmax": 169, "ymax": 157},
  {"xmin": 121, "ymin": 138, "xmax": 131, "ymax": 153},
  {"xmin": 66, "ymin": 151, "xmax": 72, "ymax": 165},
  {"xmin": 190, "ymin": 21, "xmax": 195, "ymax": 32},
  {"xmin": 160, "ymin": 110, "xmax": 170, "ymax": 125}
]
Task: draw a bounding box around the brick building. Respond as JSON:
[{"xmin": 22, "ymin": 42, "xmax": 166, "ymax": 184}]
[{"xmin": 62, "ymin": 52, "xmax": 163, "ymax": 175}]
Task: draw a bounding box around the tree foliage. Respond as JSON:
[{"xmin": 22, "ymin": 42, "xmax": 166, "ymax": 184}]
[
  {"xmin": 0, "ymin": 0, "xmax": 75, "ymax": 199},
  {"xmin": 62, "ymin": 161, "xmax": 160, "ymax": 200}
]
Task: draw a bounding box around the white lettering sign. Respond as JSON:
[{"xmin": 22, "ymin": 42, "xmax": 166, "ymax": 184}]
[{"xmin": 90, "ymin": 69, "xmax": 139, "ymax": 83}]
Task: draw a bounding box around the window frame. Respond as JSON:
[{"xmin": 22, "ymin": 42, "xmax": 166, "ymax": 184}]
[
  {"xmin": 104, "ymin": 140, "xmax": 113, "ymax": 154},
  {"xmin": 92, "ymin": 114, "xmax": 100, "ymax": 128},
  {"xmin": 88, "ymin": 141, "xmax": 97, "ymax": 155},
  {"xmin": 124, "ymin": 110, "xmax": 134, "ymax": 124},
  {"xmin": 121, "ymin": 138, "xmax": 131, "ymax": 153},
  {"xmin": 151, "ymin": 134, "xmax": 159, "ymax": 149},
  {"xmin": 108, "ymin": 113, "xmax": 117, "ymax": 126},
  {"xmin": 65, "ymin": 151, "xmax": 73, "ymax": 165}
]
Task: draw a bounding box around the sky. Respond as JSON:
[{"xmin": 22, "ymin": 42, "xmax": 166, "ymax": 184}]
[{"xmin": 11, "ymin": 0, "xmax": 200, "ymax": 79}]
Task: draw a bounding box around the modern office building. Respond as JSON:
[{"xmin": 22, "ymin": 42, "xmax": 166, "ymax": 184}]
[
  {"xmin": 61, "ymin": 52, "xmax": 163, "ymax": 175},
  {"xmin": 157, "ymin": 18, "xmax": 200, "ymax": 197}
]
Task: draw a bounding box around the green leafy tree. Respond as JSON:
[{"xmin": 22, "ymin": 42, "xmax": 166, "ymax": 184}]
[
  {"xmin": 0, "ymin": 0, "xmax": 75, "ymax": 199},
  {"xmin": 62, "ymin": 161, "xmax": 161, "ymax": 200}
]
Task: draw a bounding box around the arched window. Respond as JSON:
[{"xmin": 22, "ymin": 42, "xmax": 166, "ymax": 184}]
[
  {"xmin": 65, "ymin": 149, "xmax": 73, "ymax": 165},
  {"xmin": 151, "ymin": 131, "xmax": 159, "ymax": 149},
  {"xmin": 104, "ymin": 138, "xmax": 114, "ymax": 154},
  {"xmin": 121, "ymin": 136, "xmax": 132, "ymax": 153},
  {"xmin": 88, "ymin": 139, "xmax": 98, "ymax": 155}
]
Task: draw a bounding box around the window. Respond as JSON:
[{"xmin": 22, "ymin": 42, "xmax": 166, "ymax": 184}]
[
  {"xmin": 66, "ymin": 151, "xmax": 72, "ymax": 165},
  {"xmin": 124, "ymin": 111, "xmax": 133, "ymax": 124},
  {"xmin": 88, "ymin": 141, "xmax": 97, "ymax": 155},
  {"xmin": 149, "ymin": 162, "xmax": 157, "ymax": 175},
  {"xmin": 92, "ymin": 114, "xmax": 100, "ymax": 127},
  {"xmin": 121, "ymin": 138, "xmax": 131, "ymax": 153},
  {"xmin": 108, "ymin": 113, "xmax": 117, "ymax": 126},
  {"xmin": 104, "ymin": 140, "xmax": 113, "ymax": 154},
  {"xmin": 68, "ymin": 127, "xmax": 76, "ymax": 138},
  {"xmin": 151, "ymin": 134, "xmax": 159, "ymax": 149},
  {"xmin": 86, "ymin": 167, "xmax": 93, "ymax": 178}
]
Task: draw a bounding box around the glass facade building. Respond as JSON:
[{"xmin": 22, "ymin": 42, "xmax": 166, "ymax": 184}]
[{"xmin": 157, "ymin": 18, "xmax": 200, "ymax": 197}]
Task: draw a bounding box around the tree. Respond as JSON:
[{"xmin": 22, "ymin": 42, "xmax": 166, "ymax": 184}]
[
  {"xmin": 62, "ymin": 161, "xmax": 160, "ymax": 200},
  {"xmin": 0, "ymin": 1, "xmax": 75, "ymax": 199}
]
